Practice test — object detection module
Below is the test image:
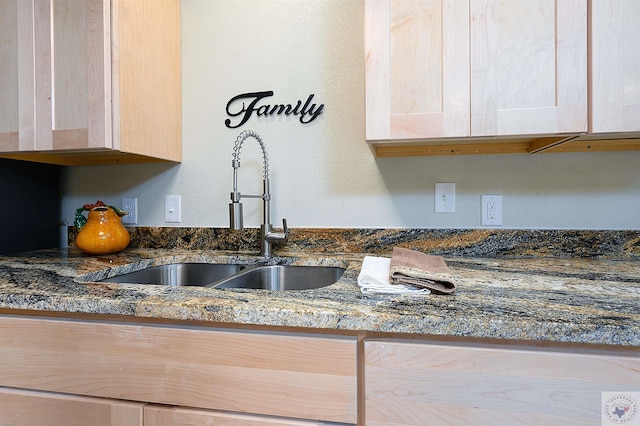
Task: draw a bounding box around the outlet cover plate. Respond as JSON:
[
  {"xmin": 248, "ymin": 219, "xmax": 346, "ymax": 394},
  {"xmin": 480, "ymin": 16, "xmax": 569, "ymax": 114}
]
[
  {"xmin": 121, "ymin": 198, "xmax": 138, "ymax": 224},
  {"xmin": 481, "ymin": 195, "xmax": 502, "ymax": 226}
]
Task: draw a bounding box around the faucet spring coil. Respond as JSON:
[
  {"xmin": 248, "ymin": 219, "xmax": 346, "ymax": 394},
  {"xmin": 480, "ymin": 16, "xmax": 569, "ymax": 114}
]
[{"xmin": 232, "ymin": 129, "xmax": 269, "ymax": 179}]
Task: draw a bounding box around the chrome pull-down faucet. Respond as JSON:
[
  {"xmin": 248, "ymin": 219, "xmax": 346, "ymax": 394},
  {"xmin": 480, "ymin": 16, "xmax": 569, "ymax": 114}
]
[{"xmin": 229, "ymin": 129, "xmax": 289, "ymax": 257}]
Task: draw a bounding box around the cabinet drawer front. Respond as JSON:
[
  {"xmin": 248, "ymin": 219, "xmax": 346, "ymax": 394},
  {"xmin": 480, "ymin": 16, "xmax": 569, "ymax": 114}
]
[
  {"xmin": 0, "ymin": 387, "xmax": 143, "ymax": 426},
  {"xmin": 365, "ymin": 340, "xmax": 639, "ymax": 425},
  {"xmin": 0, "ymin": 316, "xmax": 357, "ymax": 424},
  {"xmin": 144, "ymin": 405, "xmax": 329, "ymax": 426}
]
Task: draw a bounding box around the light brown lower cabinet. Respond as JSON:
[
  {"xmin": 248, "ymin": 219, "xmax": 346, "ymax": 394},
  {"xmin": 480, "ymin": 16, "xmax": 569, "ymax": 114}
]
[
  {"xmin": 0, "ymin": 387, "xmax": 143, "ymax": 426},
  {"xmin": 0, "ymin": 316, "xmax": 357, "ymax": 424},
  {"xmin": 364, "ymin": 340, "xmax": 640, "ymax": 426},
  {"xmin": 4, "ymin": 314, "xmax": 638, "ymax": 425}
]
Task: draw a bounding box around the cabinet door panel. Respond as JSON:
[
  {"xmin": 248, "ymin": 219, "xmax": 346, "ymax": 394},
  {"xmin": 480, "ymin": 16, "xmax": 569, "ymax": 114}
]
[
  {"xmin": 366, "ymin": 0, "xmax": 470, "ymax": 140},
  {"xmin": 51, "ymin": 0, "xmax": 110, "ymax": 150},
  {"xmin": 0, "ymin": 0, "xmax": 180, "ymax": 164},
  {"xmin": 0, "ymin": 0, "xmax": 35, "ymax": 152},
  {"xmin": 0, "ymin": 0, "xmax": 20, "ymax": 150},
  {"xmin": 365, "ymin": 340, "xmax": 640, "ymax": 425},
  {"xmin": 591, "ymin": 0, "xmax": 640, "ymax": 132},
  {"xmin": 2, "ymin": 0, "xmax": 110, "ymax": 153},
  {"xmin": 52, "ymin": 0, "xmax": 88, "ymax": 131},
  {"xmin": 471, "ymin": 0, "xmax": 587, "ymax": 136},
  {"xmin": 33, "ymin": 0, "xmax": 53, "ymax": 151}
]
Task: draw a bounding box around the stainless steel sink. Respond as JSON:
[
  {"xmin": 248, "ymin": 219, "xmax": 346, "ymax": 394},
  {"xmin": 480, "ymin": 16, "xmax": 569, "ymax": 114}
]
[
  {"xmin": 98, "ymin": 263, "xmax": 245, "ymax": 287},
  {"xmin": 95, "ymin": 260, "xmax": 346, "ymax": 291},
  {"xmin": 211, "ymin": 265, "xmax": 345, "ymax": 291}
]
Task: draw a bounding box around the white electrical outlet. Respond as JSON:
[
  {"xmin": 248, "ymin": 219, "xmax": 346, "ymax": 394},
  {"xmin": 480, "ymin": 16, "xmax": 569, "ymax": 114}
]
[
  {"xmin": 165, "ymin": 195, "xmax": 181, "ymax": 223},
  {"xmin": 435, "ymin": 183, "xmax": 456, "ymax": 213},
  {"xmin": 481, "ymin": 195, "xmax": 503, "ymax": 226},
  {"xmin": 121, "ymin": 198, "xmax": 138, "ymax": 224}
]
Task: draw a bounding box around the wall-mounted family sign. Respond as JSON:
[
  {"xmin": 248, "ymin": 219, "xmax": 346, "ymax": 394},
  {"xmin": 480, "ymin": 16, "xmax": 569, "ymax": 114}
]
[{"xmin": 225, "ymin": 90, "xmax": 324, "ymax": 128}]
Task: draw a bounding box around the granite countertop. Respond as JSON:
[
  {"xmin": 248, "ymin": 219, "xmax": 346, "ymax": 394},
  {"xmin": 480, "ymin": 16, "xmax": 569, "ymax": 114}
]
[{"xmin": 0, "ymin": 247, "xmax": 638, "ymax": 347}]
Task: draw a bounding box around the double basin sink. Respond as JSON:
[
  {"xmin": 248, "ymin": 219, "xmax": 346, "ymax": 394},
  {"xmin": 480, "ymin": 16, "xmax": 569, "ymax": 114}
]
[{"xmin": 97, "ymin": 262, "xmax": 345, "ymax": 291}]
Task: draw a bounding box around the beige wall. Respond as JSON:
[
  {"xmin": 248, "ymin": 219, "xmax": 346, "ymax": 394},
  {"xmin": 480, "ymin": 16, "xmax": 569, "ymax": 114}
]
[{"xmin": 61, "ymin": 0, "xmax": 640, "ymax": 230}]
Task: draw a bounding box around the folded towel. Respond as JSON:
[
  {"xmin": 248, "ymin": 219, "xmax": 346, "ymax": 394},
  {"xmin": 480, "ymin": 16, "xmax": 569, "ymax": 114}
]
[
  {"xmin": 390, "ymin": 247, "xmax": 456, "ymax": 295},
  {"xmin": 358, "ymin": 256, "xmax": 430, "ymax": 295}
]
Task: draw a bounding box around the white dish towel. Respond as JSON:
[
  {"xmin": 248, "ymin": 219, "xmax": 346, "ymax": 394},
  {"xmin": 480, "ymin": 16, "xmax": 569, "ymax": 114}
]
[{"xmin": 357, "ymin": 256, "xmax": 430, "ymax": 295}]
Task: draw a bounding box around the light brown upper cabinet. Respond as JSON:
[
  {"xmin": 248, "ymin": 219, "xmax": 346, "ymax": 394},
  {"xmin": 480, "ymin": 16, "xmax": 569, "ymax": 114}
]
[
  {"xmin": 366, "ymin": 0, "xmax": 624, "ymax": 157},
  {"xmin": 0, "ymin": 0, "xmax": 181, "ymax": 166},
  {"xmin": 365, "ymin": 0, "xmax": 640, "ymax": 156}
]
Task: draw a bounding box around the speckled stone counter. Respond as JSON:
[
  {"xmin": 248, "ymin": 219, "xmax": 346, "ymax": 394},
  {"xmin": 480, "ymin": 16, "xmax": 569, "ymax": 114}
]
[{"xmin": 1, "ymin": 244, "xmax": 638, "ymax": 347}]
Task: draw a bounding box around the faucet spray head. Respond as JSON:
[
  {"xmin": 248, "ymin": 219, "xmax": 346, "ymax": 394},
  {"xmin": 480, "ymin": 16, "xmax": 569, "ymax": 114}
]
[{"xmin": 229, "ymin": 201, "xmax": 243, "ymax": 230}]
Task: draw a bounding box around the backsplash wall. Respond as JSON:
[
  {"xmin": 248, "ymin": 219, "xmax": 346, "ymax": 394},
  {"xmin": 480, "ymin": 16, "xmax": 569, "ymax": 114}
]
[
  {"xmin": 60, "ymin": 0, "xmax": 640, "ymax": 230},
  {"xmin": 66, "ymin": 227, "xmax": 640, "ymax": 259}
]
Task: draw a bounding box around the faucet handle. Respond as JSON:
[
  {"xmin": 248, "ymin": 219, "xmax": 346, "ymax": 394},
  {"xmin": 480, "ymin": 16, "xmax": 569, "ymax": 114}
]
[{"xmin": 264, "ymin": 219, "xmax": 289, "ymax": 246}]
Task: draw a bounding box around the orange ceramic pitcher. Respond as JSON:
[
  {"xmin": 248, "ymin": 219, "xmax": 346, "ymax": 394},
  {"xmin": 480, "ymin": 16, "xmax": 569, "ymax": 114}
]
[{"xmin": 75, "ymin": 201, "xmax": 130, "ymax": 255}]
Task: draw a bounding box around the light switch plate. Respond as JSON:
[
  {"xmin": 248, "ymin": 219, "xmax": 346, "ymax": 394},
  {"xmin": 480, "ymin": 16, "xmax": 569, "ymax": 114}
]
[
  {"xmin": 435, "ymin": 183, "xmax": 456, "ymax": 213},
  {"xmin": 165, "ymin": 195, "xmax": 181, "ymax": 223}
]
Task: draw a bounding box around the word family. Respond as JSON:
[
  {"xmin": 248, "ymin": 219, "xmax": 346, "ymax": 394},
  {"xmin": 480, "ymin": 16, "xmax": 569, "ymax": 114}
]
[{"xmin": 225, "ymin": 91, "xmax": 324, "ymax": 128}]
